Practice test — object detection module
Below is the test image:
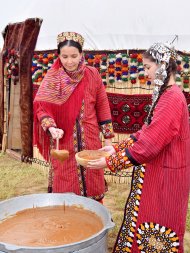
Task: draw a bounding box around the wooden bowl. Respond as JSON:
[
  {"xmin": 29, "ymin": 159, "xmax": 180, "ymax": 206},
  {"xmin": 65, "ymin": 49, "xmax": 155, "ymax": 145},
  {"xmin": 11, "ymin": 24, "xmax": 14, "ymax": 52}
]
[{"xmin": 75, "ymin": 150, "xmax": 109, "ymax": 167}]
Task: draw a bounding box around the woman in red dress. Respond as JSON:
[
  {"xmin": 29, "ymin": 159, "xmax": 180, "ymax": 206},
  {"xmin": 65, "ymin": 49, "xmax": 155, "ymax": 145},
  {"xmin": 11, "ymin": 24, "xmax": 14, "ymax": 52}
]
[
  {"xmin": 33, "ymin": 32, "xmax": 114, "ymax": 202},
  {"xmin": 88, "ymin": 42, "xmax": 190, "ymax": 252}
]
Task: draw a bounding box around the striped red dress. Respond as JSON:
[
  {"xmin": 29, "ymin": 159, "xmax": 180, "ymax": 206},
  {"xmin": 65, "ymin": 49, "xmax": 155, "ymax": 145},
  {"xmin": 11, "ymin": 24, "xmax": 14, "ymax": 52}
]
[
  {"xmin": 112, "ymin": 85, "xmax": 190, "ymax": 253},
  {"xmin": 35, "ymin": 66, "xmax": 114, "ymax": 200}
]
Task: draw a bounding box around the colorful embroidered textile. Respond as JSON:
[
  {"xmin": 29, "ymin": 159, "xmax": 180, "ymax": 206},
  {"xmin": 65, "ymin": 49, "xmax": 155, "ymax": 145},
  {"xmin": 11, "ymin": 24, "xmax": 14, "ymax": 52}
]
[
  {"xmin": 114, "ymin": 136, "xmax": 136, "ymax": 152},
  {"xmin": 107, "ymin": 93, "xmax": 152, "ymax": 133},
  {"xmin": 113, "ymin": 165, "xmax": 145, "ymax": 252},
  {"xmin": 137, "ymin": 222, "xmax": 179, "ymax": 252},
  {"xmin": 106, "ymin": 150, "xmax": 134, "ymax": 172},
  {"xmin": 57, "ymin": 32, "xmax": 84, "ymax": 47},
  {"xmin": 99, "ymin": 122, "xmax": 114, "ymax": 139}
]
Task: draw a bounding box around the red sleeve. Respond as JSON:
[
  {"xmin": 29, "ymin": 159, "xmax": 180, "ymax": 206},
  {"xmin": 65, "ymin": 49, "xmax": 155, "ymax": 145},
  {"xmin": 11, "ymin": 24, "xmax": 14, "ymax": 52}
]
[
  {"xmin": 131, "ymin": 126, "xmax": 145, "ymax": 140},
  {"xmin": 94, "ymin": 69, "xmax": 112, "ymax": 123},
  {"xmin": 34, "ymin": 101, "xmax": 56, "ymax": 131},
  {"xmin": 91, "ymin": 68, "xmax": 114, "ymax": 138},
  {"xmin": 128, "ymin": 89, "xmax": 184, "ymax": 164}
]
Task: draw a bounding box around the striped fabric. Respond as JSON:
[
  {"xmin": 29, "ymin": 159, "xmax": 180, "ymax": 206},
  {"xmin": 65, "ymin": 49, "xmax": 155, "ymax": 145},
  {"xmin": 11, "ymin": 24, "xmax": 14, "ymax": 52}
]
[
  {"xmin": 113, "ymin": 85, "xmax": 190, "ymax": 253},
  {"xmin": 36, "ymin": 66, "xmax": 114, "ymax": 200}
]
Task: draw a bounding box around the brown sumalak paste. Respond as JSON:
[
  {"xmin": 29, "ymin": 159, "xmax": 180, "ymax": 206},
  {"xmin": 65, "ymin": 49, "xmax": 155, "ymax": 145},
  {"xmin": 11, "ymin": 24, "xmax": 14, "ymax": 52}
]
[{"xmin": 0, "ymin": 205, "xmax": 103, "ymax": 247}]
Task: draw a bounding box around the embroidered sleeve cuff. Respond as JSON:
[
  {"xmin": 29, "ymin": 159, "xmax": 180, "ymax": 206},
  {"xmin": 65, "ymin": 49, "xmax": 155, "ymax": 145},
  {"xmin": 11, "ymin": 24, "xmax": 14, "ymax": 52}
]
[
  {"xmin": 125, "ymin": 148, "xmax": 141, "ymax": 166},
  {"xmin": 130, "ymin": 134, "xmax": 138, "ymax": 142},
  {"xmin": 99, "ymin": 122, "xmax": 115, "ymax": 139},
  {"xmin": 41, "ymin": 117, "xmax": 57, "ymax": 131},
  {"xmin": 114, "ymin": 137, "xmax": 135, "ymax": 152},
  {"xmin": 105, "ymin": 150, "xmax": 134, "ymax": 172}
]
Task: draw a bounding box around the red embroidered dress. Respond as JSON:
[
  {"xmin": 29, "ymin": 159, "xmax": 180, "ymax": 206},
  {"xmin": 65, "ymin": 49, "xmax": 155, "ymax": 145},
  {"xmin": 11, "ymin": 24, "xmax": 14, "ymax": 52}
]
[
  {"xmin": 34, "ymin": 59, "xmax": 114, "ymax": 200},
  {"xmin": 106, "ymin": 85, "xmax": 190, "ymax": 253}
]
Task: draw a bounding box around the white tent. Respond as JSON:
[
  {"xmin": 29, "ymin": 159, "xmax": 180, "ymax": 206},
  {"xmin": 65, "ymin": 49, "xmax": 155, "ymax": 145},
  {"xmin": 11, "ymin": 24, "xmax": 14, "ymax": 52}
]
[{"xmin": 1, "ymin": 0, "xmax": 190, "ymax": 51}]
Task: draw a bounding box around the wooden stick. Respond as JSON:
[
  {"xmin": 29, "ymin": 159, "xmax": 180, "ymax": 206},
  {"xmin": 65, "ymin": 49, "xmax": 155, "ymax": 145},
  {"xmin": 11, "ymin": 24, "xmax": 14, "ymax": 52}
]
[{"xmin": 2, "ymin": 79, "xmax": 9, "ymax": 152}]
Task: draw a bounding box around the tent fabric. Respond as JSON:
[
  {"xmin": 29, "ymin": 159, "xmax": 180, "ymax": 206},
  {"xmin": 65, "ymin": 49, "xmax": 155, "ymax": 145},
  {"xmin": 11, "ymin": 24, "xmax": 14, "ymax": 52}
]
[{"xmin": 1, "ymin": 0, "xmax": 190, "ymax": 51}]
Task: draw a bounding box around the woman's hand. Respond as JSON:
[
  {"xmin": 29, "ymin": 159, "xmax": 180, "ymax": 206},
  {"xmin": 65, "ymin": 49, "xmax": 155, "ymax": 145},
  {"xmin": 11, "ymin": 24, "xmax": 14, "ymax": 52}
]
[
  {"xmin": 49, "ymin": 127, "xmax": 64, "ymax": 139},
  {"xmin": 99, "ymin": 145, "xmax": 116, "ymax": 155},
  {"xmin": 87, "ymin": 146, "xmax": 115, "ymax": 169},
  {"xmin": 87, "ymin": 157, "xmax": 107, "ymax": 169}
]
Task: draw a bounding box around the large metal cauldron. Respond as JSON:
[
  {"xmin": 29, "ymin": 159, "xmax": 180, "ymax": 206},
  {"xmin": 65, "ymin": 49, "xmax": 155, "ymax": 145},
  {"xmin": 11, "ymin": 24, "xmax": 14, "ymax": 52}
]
[{"xmin": 0, "ymin": 193, "xmax": 114, "ymax": 253}]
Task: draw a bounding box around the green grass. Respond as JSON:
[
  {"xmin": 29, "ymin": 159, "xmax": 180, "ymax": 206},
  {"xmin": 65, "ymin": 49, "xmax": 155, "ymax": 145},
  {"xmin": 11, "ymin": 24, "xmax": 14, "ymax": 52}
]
[
  {"xmin": 187, "ymin": 201, "xmax": 190, "ymax": 231},
  {"xmin": 103, "ymin": 183, "xmax": 129, "ymax": 252},
  {"xmin": 0, "ymin": 153, "xmax": 48, "ymax": 200}
]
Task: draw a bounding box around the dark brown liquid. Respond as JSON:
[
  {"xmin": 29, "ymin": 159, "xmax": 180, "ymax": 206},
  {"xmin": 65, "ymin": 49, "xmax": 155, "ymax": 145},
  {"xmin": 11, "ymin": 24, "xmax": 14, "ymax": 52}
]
[{"xmin": 0, "ymin": 205, "xmax": 103, "ymax": 247}]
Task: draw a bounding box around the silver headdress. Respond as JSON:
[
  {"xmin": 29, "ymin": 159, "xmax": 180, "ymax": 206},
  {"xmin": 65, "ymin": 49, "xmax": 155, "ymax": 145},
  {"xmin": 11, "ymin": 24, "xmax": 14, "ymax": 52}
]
[
  {"xmin": 145, "ymin": 38, "xmax": 178, "ymax": 124},
  {"xmin": 149, "ymin": 42, "xmax": 177, "ymax": 87}
]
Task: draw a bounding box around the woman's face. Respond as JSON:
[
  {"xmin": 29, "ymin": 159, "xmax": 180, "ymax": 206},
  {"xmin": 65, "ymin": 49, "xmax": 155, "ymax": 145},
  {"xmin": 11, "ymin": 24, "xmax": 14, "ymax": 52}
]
[
  {"xmin": 143, "ymin": 57, "xmax": 158, "ymax": 83},
  {"xmin": 59, "ymin": 46, "xmax": 82, "ymax": 72}
]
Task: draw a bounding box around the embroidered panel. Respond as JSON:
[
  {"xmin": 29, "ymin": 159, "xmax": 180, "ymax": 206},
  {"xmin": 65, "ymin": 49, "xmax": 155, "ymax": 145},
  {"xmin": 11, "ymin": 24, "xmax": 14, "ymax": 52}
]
[
  {"xmin": 74, "ymin": 101, "xmax": 86, "ymax": 196},
  {"xmin": 114, "ymin": 165, "xmax": 145, "ymax": 252},
  {"xmin": 100, "ymin": 122, "xmax": 115, "ymax": 139},
  {"xmin": 137, "ymin": 222, "xmax": 179, "ymax": 253},
  {"xmin": 114, "ymin": 137, "xmax": 135, "ymax": 152}
]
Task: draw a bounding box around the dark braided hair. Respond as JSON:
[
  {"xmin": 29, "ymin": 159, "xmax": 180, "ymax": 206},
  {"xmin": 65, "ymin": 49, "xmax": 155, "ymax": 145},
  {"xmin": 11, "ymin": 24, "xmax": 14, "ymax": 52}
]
[{"xmin": 143, "ymin": 50, "xmax": 177, "ymax": 125}]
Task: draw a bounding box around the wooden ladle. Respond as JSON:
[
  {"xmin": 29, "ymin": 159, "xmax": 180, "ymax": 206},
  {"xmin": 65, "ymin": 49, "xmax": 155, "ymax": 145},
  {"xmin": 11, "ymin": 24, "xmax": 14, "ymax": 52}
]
[{"xmin": 50, "ymin": 138, "xmax": 69, "ymax": 162}]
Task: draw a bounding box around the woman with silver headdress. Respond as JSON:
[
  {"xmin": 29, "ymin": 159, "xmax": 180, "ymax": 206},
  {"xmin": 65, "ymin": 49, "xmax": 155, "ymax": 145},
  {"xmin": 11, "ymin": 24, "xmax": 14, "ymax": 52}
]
[{"xmin": 88, "ymin": 42, "xmax": 190, "ymax": 252}]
